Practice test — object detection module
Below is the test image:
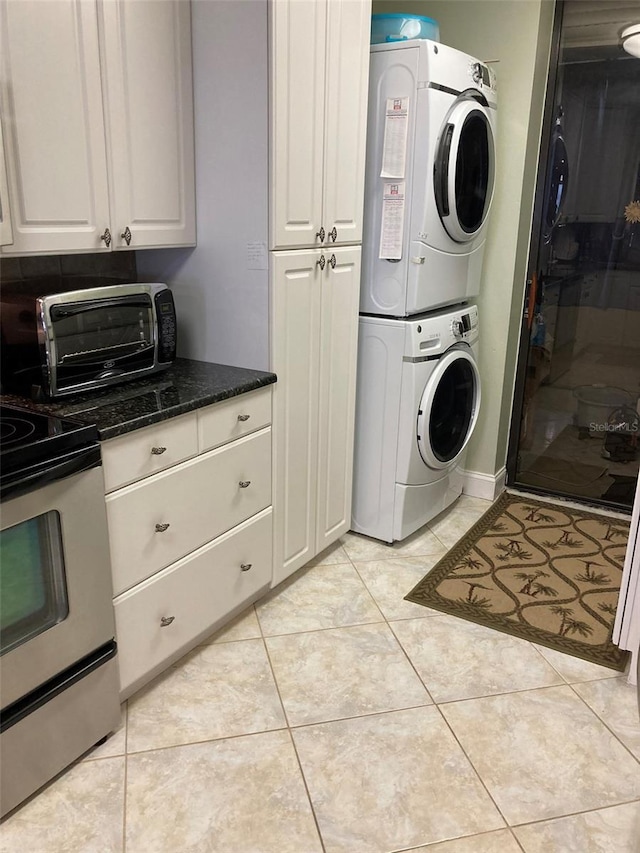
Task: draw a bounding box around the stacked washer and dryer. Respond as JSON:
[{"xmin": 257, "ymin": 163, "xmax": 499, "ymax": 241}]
[{"xmin": 351, "ymin": 34, "xmax": 498, "ymax": 543}]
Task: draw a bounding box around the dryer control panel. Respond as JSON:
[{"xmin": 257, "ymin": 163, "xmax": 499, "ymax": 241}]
[{"xmin": 469, "ymin": 61, "xmax": 497, "ymax": 93}]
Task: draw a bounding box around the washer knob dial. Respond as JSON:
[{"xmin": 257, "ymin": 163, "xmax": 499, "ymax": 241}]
[{"xmin": 452, "ymin": 320, "xmax": 464, "ymax": 337}]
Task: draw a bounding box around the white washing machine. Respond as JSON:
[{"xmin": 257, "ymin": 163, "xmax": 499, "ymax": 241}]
[
  {"xmin": 361, "ymin": 39, "xmax": 497, "ymax": 316},
  {"xmin": 351, "ymin": 304, "xmax": 480, "ymax": 543}
]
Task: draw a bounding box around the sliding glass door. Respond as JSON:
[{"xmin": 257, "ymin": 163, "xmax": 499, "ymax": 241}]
[{"xmin": 508, "ymin": 0, "xmax": 640, "ymax": 511}]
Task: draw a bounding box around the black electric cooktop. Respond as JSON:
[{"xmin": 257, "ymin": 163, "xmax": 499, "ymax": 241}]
[{"xmin": 0, "ymin": 405, "xmax": 99, "ymax": 497}]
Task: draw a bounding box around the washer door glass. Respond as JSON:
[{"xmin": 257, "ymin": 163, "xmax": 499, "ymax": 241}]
[
  {"xmin": 434, "ymin": 99, "xmax": 495, "ymax": 244},
  {"xmin": 417, "ymin": 349, "xmax": 481, "ymax": 469}
]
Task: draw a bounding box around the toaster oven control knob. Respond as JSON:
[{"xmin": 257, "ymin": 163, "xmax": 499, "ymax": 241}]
[{"xmin": 151, "ymin": 446, "xmax": 167, "ymax": 455}]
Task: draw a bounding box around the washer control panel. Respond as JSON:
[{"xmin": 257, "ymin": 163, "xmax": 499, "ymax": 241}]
[
  {"xmin": 402, "ymin": 304, "xmax": 479, "ymax": 358},
  {"xmin": 452, "ymin": 310, "xmax": 478, "ymax": 339}
]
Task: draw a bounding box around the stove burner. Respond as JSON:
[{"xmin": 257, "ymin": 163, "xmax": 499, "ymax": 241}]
[{"xmin": 0, "ymin": 415, "xmax": 37, "ymax": 446}]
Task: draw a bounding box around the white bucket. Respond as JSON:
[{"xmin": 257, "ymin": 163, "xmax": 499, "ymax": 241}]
[{"xmin": 573, "ymin": 385, "xmax": 634, "ymax": 430}]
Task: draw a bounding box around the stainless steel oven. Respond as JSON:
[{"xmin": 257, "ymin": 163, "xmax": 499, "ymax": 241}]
[{"xmin": 0, "ymin": 405, "xmax": 120, "ymax": 817}]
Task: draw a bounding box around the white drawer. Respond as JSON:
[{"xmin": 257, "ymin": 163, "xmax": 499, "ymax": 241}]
[
  {"xmin": 107, "ymin": 427, "xmax": 272, "ymax": 595},
  {"xmin": 198, "ymin": 387, "xmax": 271, "ymax": 453},
  {"xmin": 101, "ymin": 412, "xmax": 198, "ymax": 493},
  {"xmin": 114, "ymin": 508, "xmax": 272, "ymax": 696}
]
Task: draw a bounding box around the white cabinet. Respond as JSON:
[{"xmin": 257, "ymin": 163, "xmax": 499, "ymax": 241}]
[
  {"xmin": 269, "ymin": 0, "xmax": 370, "ymax": 250},
  {"xmin": 271, "ymin": 246, "xmax": 361, "ymax": 585},
  {"xmin": 269, "ymin": 0, "xmax": 369, "ymax": 585},
  {"xmin": 0, "ymin": 0, "xmax": 195, "ymax": 256},
  {"xmin": 104, "ymin": 387, "xmax": 273, "ymax": 698},
  {"xmin": 0, "ymin": 114, "xmax": 12, "ymax": 247}
]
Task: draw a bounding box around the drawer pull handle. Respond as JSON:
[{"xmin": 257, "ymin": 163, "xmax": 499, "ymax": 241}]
[
  {"xmin": 151, "ymin": 446, "xmax": 167, "ymax": 455},
  {"xmin": 155, "ymin": 522, "xmax": 171, "ymax": 533},
  {"xmin": 240, "ymin": 563, "xmax": 252, "ymax": 572},
  {"xmin": 237, "ymin": 414, "xmax": 250, "ymax": 422},
  {"xmin": 160, "ymin": 616, "xmax": 175, "ymax": 627},
  {"xmin": 239, "ymin": 480, "xmax": 251, "ymax": 489}
]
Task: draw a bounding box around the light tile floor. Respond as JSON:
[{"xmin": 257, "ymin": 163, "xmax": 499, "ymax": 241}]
[{"xmin": 2, "ymin": 495, "xmax": 640, "ymax": 853}]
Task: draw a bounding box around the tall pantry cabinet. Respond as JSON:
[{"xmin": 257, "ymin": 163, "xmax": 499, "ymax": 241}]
[
  {"xmin": 137, "ymin": 0, "xmax": 371, "ymax": 587},
  {"xmin": 269, "ymin": 0, "xmax": 371, "ymax": 584}
]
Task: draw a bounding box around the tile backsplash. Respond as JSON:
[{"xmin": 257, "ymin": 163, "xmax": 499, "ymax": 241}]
[{"xmin": 1, "ymin": 251, "xmax": 137, "ymax": 291}]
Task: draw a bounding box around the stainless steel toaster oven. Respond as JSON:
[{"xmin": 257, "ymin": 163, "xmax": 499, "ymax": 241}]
[{"xmin": 1, "ymin": 282, "xmax": 176, "ymax": 399}]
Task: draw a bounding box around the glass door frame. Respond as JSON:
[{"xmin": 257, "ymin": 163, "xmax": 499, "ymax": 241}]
[{"xmin": 505, "ymin": 0, "xmax": 567, "ymax": 496}]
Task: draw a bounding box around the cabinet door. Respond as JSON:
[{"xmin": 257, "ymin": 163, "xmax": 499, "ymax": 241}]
[
  {"xmin": 316, "ymin": 247, "xmax": 361, "ymax": 552},
  {"xmin": 323, "ymin": 0, "xmax": 370, "ymax": 246},
  {"xmin": 100, "ymin": 0, "xmax": 195, "ymax": 250},
  {"xmin": 0, "ymin": 0, "xmax": 111, "ymax": 255},
  {"xmin": 0, "ymin": 116, "xmax": 12, "ymax": 247},
  {"xmin": 270, "ymin": 0, "xmax": 326, "ymax": 250},
  {"xmin": 271, "ymin": 249, "xmax": 322, "ymax": 585}
]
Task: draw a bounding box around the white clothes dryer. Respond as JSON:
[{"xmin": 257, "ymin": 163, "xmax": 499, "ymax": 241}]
[
  {"xmin": 351, "ymin": 304, "xmax": 480, "ymax": 543},
  {"xmin": 361, "ymin": 39, "xmax": 497, "ymax": 316}
]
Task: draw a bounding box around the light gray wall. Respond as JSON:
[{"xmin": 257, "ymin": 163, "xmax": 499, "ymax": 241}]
[
  {"xmin": 373, "ymin": 0, "xmax": 556, "ymax": 479},
  {"xmin": 137, "ymin": 0, "xmax": 270, "ymax": 371}
]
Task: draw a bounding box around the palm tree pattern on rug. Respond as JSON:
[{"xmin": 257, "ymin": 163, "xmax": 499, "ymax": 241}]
[{"xmin": 405, "ymin": 493, "xmax": 630, "ymax": 670}]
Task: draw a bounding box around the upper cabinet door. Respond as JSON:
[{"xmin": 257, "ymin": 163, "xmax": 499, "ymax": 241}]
[
  {"xmin": 270, "ymin": 0, "xmax": 326, "ymax": 250},
  {"xmin": 0, "ymin": 0, "xmax": 111, "ymax": 255},
  {"xmin": 100, "ymin": 0, "xmax": 196, "ymax": 250},
  {"xmin": 323, "ymin": 0, "xmax": 370, "ymax": 246}
]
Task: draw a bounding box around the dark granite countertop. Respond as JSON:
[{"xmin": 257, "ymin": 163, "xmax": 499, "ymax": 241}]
[{"xmin": 1, "ymin": 358, "xmax": 277, "ymax": 440}]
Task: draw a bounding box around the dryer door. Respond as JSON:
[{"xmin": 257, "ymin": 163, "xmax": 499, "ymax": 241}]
[
  {"xmin": 417, "ymin": 348, "xmax": 481, "ymax": 469},
  {"xmin": 433, "ymin": 98, "xmax": 495, "ymax": 244}
]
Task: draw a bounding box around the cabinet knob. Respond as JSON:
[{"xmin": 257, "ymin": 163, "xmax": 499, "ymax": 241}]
[
  {"xmin": 239, "ymin": 480, "xmax": 251, "ymax": 489},
  {"xmin": 329, "ymin": 226, "xmax": 337, "ymax": 242},
  {"xmin": 240, "ymin": 563, "xmax": 252, "ymax": 572},
  {"xmin": 155, "ymin": 522, "xmax": 171, "ymax": 533},
  {"xmin": 121, "ymin": 226, "xmax": 132, "ymax": 246},
  {"xmin": 237, "ymin": 414, "xmax": 250, "ymax": 422},
  {"xmin": 100, "ymin": 228, "xmax": 112, "ymax": 247},
  {"xmin": 329, "ymin": 254, "xmax": 337, "ymax": 269},
  {"xmin": 315, "ymin": 226, "xmax": 325, "ymax": 243},
  {"xmin": 317, "ymin": 254, "xmax": 326, "ymax": 271},
  {"xmin": 151, "ymin": 446, "xmax": 167, "ymax": 455},
  {"xmin": 160, "ymin": 616, "xmax": 175, "ymax": 627}
]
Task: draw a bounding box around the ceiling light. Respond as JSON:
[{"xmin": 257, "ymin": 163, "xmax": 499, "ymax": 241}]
[{"xmin": 621, "ymin": 24, "xmax": 640, "ymax": 58}]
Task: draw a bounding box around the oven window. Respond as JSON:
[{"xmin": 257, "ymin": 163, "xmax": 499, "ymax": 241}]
[
  {"xmin": 0, "ymin": 512, "xmax": 68, "ymax": 656},
  {"xmin": 50, "ymin": 296, "xmax": 153, "ymax": 364}
]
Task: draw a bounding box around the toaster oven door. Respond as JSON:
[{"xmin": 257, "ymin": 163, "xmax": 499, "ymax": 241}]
[{"xmin": 47, "ymin": 294, "xmax": 156, "ymax": 393}]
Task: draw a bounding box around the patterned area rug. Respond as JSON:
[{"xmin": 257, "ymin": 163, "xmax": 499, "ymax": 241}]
[{"xmin": 406, "ymin": 492, "xmax": 630, "ymax": 671}]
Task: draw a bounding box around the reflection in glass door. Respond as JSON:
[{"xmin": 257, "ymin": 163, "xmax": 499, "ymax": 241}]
[{"xmin": 508, "ymin": 0, "xmax": 640, "ymax": 511}]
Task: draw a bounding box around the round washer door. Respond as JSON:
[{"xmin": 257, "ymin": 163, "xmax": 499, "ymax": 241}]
[
  {"xmin": 433, "ymin": 98, "xmax": 495, "ymax": 244},
  {"xmin": 417, "ymin": 347, "xmax": 481, "ymax": 470}
]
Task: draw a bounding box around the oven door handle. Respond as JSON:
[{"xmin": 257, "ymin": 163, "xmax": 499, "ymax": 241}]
[{"xmin": 0, "ymin": 444, "xmax": 102, "ymax": 502}]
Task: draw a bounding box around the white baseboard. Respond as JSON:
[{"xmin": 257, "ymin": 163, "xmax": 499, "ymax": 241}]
[{"xmin": 463, "ymin": 467, "xmax": 507, "ymax": 502}]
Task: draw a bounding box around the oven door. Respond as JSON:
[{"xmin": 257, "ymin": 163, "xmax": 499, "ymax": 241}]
[
  {"xmin": 0, "ymin": 463, "xmax": 115, "ymax": 709},
  {"xmin": 45, "ymin": 292, "xmax": 156, "ymax": 394}
]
